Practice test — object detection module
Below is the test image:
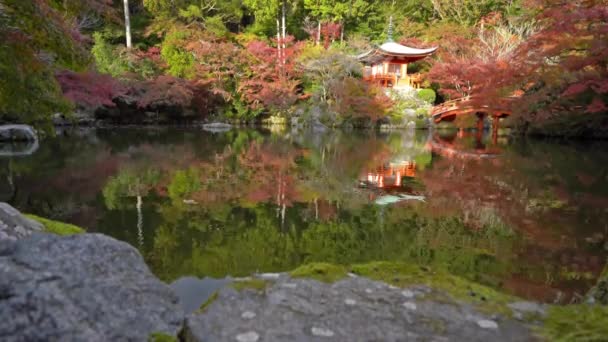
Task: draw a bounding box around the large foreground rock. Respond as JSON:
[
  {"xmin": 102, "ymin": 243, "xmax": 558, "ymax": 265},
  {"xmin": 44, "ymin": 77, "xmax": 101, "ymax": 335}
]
[
  {"xmin": 0, "ymin": 202, "xmax": 44, "ymax": 241},
  {"xmin": 0, "ymin": 233, "xmax": 184, "ymax": 341},
  {"xmin": 186, "ymin": 276, "xmax": 535, "ymax": 342}
]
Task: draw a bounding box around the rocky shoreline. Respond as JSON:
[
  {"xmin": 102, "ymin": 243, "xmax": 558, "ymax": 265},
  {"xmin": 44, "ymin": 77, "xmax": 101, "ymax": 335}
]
[{"xmin": 0, "ymin": 203, "xmax": 605, "ymax": 341}]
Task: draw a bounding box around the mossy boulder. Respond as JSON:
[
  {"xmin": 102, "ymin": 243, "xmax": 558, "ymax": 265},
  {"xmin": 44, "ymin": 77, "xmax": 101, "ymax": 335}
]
[
  {"xmin": 290, "ymin": 262, "xmax": 348, "ymax": 283},
  {"xmin": 350, "ymin": 261, "xmax": 516, "ymax": 316},
  {"xmin": 25, "ymin": 214, "xmax": 85, "ymax": 236}
]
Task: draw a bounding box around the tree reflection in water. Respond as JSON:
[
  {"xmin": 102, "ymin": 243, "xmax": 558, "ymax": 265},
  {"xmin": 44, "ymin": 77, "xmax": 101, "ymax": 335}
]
[{"xmin": 4, "ymin": 128, "xmax": 608, "ymax": 303}]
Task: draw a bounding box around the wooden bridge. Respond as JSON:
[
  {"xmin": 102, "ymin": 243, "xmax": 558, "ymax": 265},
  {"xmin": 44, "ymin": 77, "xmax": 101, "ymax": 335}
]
[{"xmin": 430, "ymin": 96, "xmax": 517, "ymax": 135}]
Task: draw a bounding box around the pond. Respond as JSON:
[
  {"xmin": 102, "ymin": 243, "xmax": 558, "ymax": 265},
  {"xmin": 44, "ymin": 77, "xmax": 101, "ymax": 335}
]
[{"xmin": 2, "ymin": 127, "xmax": 607, "ymax": 305}]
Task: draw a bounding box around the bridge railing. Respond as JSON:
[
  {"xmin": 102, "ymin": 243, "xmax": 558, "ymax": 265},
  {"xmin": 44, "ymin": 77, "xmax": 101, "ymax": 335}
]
[{"xmin": 431, "ymin": 96, "xmax": 518, "ymax": 117}]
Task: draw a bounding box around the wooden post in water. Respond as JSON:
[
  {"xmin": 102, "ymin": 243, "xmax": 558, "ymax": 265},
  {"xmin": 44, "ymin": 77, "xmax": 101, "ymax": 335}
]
[
  {"xmin": 476, "ymin": 112, "xmax": 485, "ymax": 141},
  {"xmin": 492, "ymin": 115, "xmax": 499, "ymax": 145}
]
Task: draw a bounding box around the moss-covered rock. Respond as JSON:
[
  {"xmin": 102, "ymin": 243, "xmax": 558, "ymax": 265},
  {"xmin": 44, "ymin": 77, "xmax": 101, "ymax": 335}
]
[
  {"xmin": 25, "ymin": 214, "xmax": 85, "ymax": 236},
  {"xmin": 288, "ymin": 261, "xmax": 515, "ymax": 315},
  {"xmin": 196, "ymin": 292, "xmax": 219, "ymax": 313},
  {"xmin": 541, "ymin": 304, "xmax": 608, "ymax": 342},
  {"xmin": 231, "ymin": 278, "xmax": 269, "ymax": 292},
  {"xmin": 290, "ymin": 262, "xmax": 348, "ymax": 283},
  {"xmin": 586, "ymin": 261, "xmax": 608, "ymax": 305},
  {"xmin": 148, "ymin": 332, "xmax": 178, "ymax": 342},
  {"xmin": 350, "ymin": 261, "xmax": 516, "ymax": 315}
]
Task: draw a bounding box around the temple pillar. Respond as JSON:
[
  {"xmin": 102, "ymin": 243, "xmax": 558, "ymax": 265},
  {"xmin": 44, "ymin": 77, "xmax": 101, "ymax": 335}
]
[{"xmin": 401, "ymin": 63, "xmax": 408, "ymax": 87}]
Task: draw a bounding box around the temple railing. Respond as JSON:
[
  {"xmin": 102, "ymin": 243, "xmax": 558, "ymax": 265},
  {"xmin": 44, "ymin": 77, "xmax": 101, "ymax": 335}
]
[{"xmin": 363, "ymin": 73, "xmax": 424, "ymax": 88}]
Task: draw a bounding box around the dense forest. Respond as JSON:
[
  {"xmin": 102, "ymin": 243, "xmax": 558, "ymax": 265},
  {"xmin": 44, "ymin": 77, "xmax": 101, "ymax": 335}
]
[{"xmin": 0, "ymin": 0, "xmax": 606, "ymax": 136}]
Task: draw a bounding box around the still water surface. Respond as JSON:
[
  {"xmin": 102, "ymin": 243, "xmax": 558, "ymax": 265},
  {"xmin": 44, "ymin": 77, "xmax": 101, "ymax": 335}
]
[{"xmin": 2, "ymin": 127, "xmax": 607, "ymax": 304}]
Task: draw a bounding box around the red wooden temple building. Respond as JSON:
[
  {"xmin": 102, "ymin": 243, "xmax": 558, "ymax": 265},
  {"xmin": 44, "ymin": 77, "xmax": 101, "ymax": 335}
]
[{"xmin": 358, "ymin": 41, "xmax": 437, "ymax": 89}]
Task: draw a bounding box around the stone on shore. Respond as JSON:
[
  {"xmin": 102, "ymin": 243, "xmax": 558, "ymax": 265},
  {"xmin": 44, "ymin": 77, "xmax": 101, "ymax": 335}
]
[
  {"xmin": 0, "ymin": 233, "xmax": 184, "ymax": 341},
  {"xmin": 0, "ymin": 125, "xmax": 37, "ymax": 142},
  {"xmin": 202, "ymin": 122, "xmax": 232, "ymax": 133},
  {"xmin": 184, "ymin": 276, "xmax": 534, "ymax": 342}
]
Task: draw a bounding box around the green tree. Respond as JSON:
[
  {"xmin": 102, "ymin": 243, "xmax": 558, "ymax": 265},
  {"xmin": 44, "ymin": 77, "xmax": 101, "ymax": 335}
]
[{"xmin": 0, "ymin": 0, "xmax": 93, "ymax": 123}]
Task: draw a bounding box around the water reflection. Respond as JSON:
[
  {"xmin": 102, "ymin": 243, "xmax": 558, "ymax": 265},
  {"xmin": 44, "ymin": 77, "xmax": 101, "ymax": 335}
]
[{"xmin": 2, "ymin": 127, "xmax": 608, "ymax": 303}]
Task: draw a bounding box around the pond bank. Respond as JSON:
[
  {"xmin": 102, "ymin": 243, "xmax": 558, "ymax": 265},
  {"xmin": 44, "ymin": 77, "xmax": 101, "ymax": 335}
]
[{"xmin": 1, "ymin": 205, "xmax": 606, "ymax": 341}]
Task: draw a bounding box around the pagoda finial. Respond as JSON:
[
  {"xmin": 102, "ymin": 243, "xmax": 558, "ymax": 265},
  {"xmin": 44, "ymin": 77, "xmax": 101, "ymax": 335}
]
[{"xmin": 387, "ymin": 15, "xmax": 394, "ymax": 42}]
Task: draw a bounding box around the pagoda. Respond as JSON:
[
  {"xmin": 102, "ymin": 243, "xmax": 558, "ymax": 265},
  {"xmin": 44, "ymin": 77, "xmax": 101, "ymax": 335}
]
[{"xmin": 358, "ymin": 18, "xmax": 437, "ymax": 89}]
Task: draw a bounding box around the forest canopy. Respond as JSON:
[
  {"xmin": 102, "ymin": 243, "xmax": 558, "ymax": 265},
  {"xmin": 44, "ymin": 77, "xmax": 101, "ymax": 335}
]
[{"xmin": 0, "ymin": 0, "xmax": 606, "ymax": 136}]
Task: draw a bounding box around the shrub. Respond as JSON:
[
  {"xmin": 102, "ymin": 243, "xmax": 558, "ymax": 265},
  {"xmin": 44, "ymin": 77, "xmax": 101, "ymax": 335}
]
[
  {"xmin": 91, "ymin": 32, "xmax": 129, "ymax": 77},
  {"xmin": 330, "ymin": 77, "xmax": 392, "ymax": 122},
  {"xmin": 56, "ymin": 70, "xmax": 126, "ymax": 109},
  {"xmin": 415, "ymin": 107, "xmax": 430, "ymax": 117},
  {"xmin": 161, "ymin": 30, "xmax": 195, "ymax": 78},
  {"xmin": 418, "ymin": 88, "xmax": 436, "ymax": 104}
]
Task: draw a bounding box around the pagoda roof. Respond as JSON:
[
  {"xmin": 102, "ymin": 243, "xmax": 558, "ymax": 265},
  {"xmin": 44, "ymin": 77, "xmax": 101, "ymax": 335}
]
[{"xmin": 357, "ymin": 42, "xmax": 438, "ymax": 64}]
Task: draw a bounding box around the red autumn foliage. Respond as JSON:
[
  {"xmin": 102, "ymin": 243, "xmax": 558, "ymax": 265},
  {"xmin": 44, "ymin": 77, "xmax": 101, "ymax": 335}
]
[
  {"xmin": 515, "ymin": 0, "xmax": 608, "ymax": 116},
  {"xmin": 136, "ymin": 75, "xmax": 219, "ymax": 116},
  {"xmin": 320, "ymin": 22, "xmax": 342, "ymax": 49},
  {"xmin": 398, "ymin": 37, "xmax": 434, "ymax": 49},
  {"xmin": 429, "ymin": 0, "xmax": 607, "ymax": 125},
  {"xmin": 133, "ymin": 46, "xmax": 163, "ymax": 65},
  {"xmin": 56, "ymin": 70, "xmax": 126, "ymax": 108},
  {"xmin": 239, "ymin": 36, "xmax": 304, "ymax": 113},
  {"xmin": 185, "ymin": 36, "xmax": 250, "ymax": 101}
]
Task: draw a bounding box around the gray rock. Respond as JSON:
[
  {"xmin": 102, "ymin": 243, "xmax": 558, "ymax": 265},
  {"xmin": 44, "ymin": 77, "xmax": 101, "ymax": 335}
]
[
  {"xmin": 344, "ymin": 298, "xmax": 357, "ymax": 306},
  {"xmin": 311, "ymin": 327, "xmax": 335, "ymax": 337},
  {"xmin": 52, "ymin": 113, "xmax": 70, "ymax": 126},
  {"xmin": 202, "ymin": 122, "xmax": 232, "ymax": 133},
  {"xmin": 477, "ymin": 320, "xmax": 499, "ymax": 329},
  {"xmin": 0, "ymin": 125, "xmax": 37, "ymax": 142},
  {"xmin": 507, "ymin": 301, "xmax": 547, "ymax": 317},
  {"xmin": 236, "ymin": 331, "xmax": 259, "ymax": 342},
  {"xmin": 402, "ymin": 302, "xmax": 417, "ymax": 310},
  {"xmin": 52, "ymin": 111, "xmax": 95, "ymax": 126},
  {"xmin": 241, "ymin": 311, "xmax": 256, "ymax": 319},
  {"xmin": 401, "ymin": 289, "xmax": 416, "ymax": 298},
  {"xmin": 0, "ymin": 202, "xmax": 44, "ymax": 241},
  {"xmin": 0, "ymin": 233, "xmax": 184, "ymax": 341},
  {"xmin": 185, "ymin": 276, "xmax": 534, "ymax": 342}
]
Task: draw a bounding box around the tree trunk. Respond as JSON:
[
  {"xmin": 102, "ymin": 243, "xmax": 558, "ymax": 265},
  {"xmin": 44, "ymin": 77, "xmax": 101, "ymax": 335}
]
[
  {"xmin": 123, "ymin": 0, "xmax": 132, "ymax": 48},
  {"xmin": 340, "ymin": 21, "xmax": 344, "ymax": 42},
  {"xmin": 276, "ymin": 17, "xmax": 281, "ymax": 68},
  {"xmin": 136, "ymin": 195, "xmax": 143, "ymax": 247},
  {"xmin": 317, "ymin": 20, "xmax": 321, "ymax": 45},
  {"xmin": 281, "ymin": 0, "xmax": 287, "ymax": 61}
]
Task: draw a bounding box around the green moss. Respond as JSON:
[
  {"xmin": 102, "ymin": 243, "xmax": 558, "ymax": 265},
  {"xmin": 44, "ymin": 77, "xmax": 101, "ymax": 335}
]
[
  {"xmin": 417, "ymin": 89, "xmax": 437, "ymax": 104},
  {"xmin": 286, "ymin": 261, "xmax": 515, "ymax": 314},
  {"xmin": 148, "ymin": 332, "xmax": 177, "ymax": 342},
  {"xmin": 25, "ymin": 215, "xmax": 85, "ymax": 236},
  {"xmin": 196, "ymin": 292, "xmax": 219, "ymax": 313},
  {"xmin": 231, "ymin": 278, "xmax": 269, "ymax": 292},
  {"xmin": 541, "ymin": 305, "xmax": 608, "ymax": 342},
  {"xmin": 350, "ymin": 261, "xmax": 516, "ymax": 315},
  {"xmin": 290, "ymin": 262, "xmax": 348, "ymax": 283}
]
